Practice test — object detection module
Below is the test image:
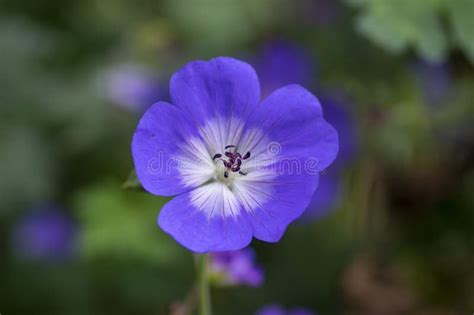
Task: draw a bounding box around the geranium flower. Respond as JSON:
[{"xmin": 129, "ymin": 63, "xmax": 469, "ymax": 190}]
[
  {"xmin": 131, "ymin": 57, "xmax": 338, "ymax": 252},
  {"xmin": 256, "ymin": 304, "xmax": 316, "ymax": 315},
  {"xmin": 210, "ymin": 248, "xmax": 263, "ymax": 287}
]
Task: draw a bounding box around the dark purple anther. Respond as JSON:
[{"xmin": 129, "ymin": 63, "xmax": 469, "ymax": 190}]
[
  {"xmin": 242, "ymin": 151, "xmax": 251, "ymax": 160},
  {"xmin": 213, "ymin": 153, "xmax": 222, "ymax": 160},
  {"xmin": 225, "ymin": 145, "xmax": 236, "ymax": 149},
  {"xmin": 231, "ymin": 165, "xmax": 241, "ymax": 172}
]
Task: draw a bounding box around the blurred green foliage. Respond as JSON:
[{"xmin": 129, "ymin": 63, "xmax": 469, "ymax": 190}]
[
  {"xmin": 163, "ymin": 0, "xmax": 288, "ymax": 55},
  {"xmin": 74, "ymin": 182, "xmax": 177, "ymax": 264},
  {"xmin": 0, "ymin": 126, "xmax": 57, "ymax": 214},
  {"xmin": 347, "ymin": 0, "xmax": 474, "ymax": 63}
]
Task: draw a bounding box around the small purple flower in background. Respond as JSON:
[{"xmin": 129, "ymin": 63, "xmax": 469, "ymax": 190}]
[
  {"xmin": 254, "ymin": 40, "xmax": 315, "ymax": 98},
  {"xmin": 254, "ymin": 41, "xmax": 357, "ymax": 169},
  {"xmin": 303, "ymin": 92, "xmax": 358, "ymax": 220},
  {"xmin": 319, "ymin": 92, "xmax": 358, "ymax": 168},
  {"xmin": 412, "ymin": 59, "xmax": 453, "ymax": 107},
  {"xmin": 253, "ymin": 39, "xmax": 356, "ymax": 223},
  {"xmin": 104, "ymin": 64, "xmax": 167, "ymax": 112},
  {"xmin": 210, "ymin": 248, "xmax": 264, "ymax": 287},
  {"xmin": 256, "ymin": 305, "xmax": 286, "ymax": 315},
  {"xmin": 302, "ymin": 168, "xmax": 341, "ymax": 220},
  {"xmin": 256, "ymin": 304, "xmax": 316, "ymax": 315},
  {"xmin": 132, "ymin": 57, "xmax": 338, "ymax": 252},
  {"xmin": 11, "ymin": 205, "xmax": 76, "ymax": 262}
]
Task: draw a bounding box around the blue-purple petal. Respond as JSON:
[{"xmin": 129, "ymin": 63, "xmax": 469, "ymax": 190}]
[
  {"xmin": 250, "ymin": 84, "xmax": 338, "ymax": 172},
  {"xmin": 158, "ymin": 191, "xmax": 254, "ymax": 253},
  {"xmin": 243, "ymin": 85, "xmax": 338, "ymax": 242},
  {"xmin": 132, "ymin": 102, "xmax": 201, "ymax": 196},
  {"xmin": 170, "ymin": 57, "xmax": 261, "ymax": 124},
  {"xmin": 248, "ymin": 171, "xmax": 320, "ymax": 242}
]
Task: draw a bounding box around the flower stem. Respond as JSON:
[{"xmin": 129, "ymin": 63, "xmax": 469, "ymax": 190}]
[{"xmin": 197, "ymin": 254, "xmax": 212, "ymax": 315}]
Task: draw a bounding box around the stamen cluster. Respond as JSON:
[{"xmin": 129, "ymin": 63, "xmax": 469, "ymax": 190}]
[{"xmin": 213, "ymin": 145, "xmax": 251, "ymax": 178}]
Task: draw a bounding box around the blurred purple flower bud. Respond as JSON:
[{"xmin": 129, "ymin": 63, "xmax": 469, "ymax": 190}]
[
  {"xmin": 210, "ymin": 248, "xmax": 264, "ymax": 287},
  {"xmin": 302, "ymin": 168, "xmax": 341, "ymax": 220},
  {"xmin": 12, "ymin": 205, "xmax": 76, "ymax": 262},
  {"xmin": 256, "ymin": 304, "xmax": 316, "ymax": 315},
  {"xmin": 302, "ymin": 91, "xmax": 358, "ymax": 221},
  {"xmin": 320, "ymin": 91, "xmax": 359, "ymax": 168},
  {"xmin": 254, "ymin": 40, "xmax": 316, "ymax": 98},
  {"xmin": 412, "ymin": 59, "xmax": 452, "ymax": 107},
  {"xmin": 104, "ymin": 64, "xmax": 167, "ymax": 112},
  {"xmin": 256, "ymin": 305, "xmax": 286, "ymax": 315}
]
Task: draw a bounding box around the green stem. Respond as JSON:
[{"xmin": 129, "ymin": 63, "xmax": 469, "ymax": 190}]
[{"xmin": 197, "ymin": 254, "xmax": 212, "ymax": 315}]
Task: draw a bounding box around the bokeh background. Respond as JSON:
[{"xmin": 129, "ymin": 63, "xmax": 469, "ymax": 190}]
[{"xmin": 1, "ymin": 0, "xmax": 473, "ymax": 314}]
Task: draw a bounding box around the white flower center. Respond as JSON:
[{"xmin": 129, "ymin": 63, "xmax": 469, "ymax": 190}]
[{"xmin": 177, "ymin": 116, "xmax": 277, "ymax": 217}]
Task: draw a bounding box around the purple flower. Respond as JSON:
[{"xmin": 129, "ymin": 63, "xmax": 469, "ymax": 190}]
[
  {"xmin": 210, "ymin": 248, "xmax": 264, "ymax": 287},
  {"xmin": 412, "ymin": 59, "xmax": 452, "ymax": 107},
  {"xmin": 131, "ymin": 57, "xmax": 338, "ymax": 252},
  {"xmin": 104, "ymin": 64, "xmax": 166, "ymax": 112},
  {"xmin": 303, "ymin": 92, "xmax": 358, "ymax": 220},
  {"xmin": 254, "ymin": 41, "xmax": 315, "ymax": 98},
  {"xmin": 319, "ymin": 92, "xmax": 358, "ymax": 168},
  {"xmin": 257, "ymin": 305, "xmax": 286, "ymax": 315},
  {"xmin": 302, "ymin": 168, "xmax": 341, "ymax": 220},
  {"xmin": 256, "ymin": 304, "xmax": 316, "ymax": 315},
  {"xmin": 12, "ymin": 205, "xmax": 76, "ymax": 262}
]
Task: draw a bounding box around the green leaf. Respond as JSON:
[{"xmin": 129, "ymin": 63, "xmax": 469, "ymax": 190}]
[
  {"xmin": 352, "ymin": 0, "xmax": 448, "ymax": 62},
  {"xmin": 445, "ymin": 0, "xmax": 474, "ymax": 63},
  {"xmin": 122, "ymin": 169, "xmax": 142, "ymax": 190}
]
